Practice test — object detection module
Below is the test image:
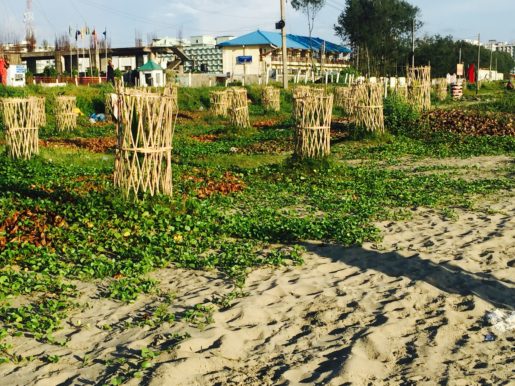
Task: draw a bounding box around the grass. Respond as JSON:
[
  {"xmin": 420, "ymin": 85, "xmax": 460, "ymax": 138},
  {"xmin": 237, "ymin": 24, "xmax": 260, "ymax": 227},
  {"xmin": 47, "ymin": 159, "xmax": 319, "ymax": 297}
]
[{"xmin": 0, "ymin": 82, "xmax": 513, "ymax": 378}]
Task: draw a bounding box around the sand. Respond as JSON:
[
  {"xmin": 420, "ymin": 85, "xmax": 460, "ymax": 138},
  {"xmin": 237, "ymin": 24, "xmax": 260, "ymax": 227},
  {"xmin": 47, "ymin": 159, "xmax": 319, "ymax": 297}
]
[{"xmin": 0, "ymin": 157, "xmax": 513, "ymax": 385}]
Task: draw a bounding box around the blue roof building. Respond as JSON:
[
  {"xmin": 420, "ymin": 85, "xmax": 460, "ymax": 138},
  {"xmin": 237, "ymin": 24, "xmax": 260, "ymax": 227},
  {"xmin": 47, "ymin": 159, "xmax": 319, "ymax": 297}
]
[
  {"xmin": 218, "ymin": 30, "xmax": 351, "ymax": 84},
  {"xmin": 218, "ymin": 30, "xmax": 351, "ymax": 54}
]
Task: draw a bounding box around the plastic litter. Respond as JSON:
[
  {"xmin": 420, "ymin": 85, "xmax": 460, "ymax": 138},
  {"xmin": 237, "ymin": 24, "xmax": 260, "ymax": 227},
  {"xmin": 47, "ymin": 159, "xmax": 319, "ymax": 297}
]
[
  {"xmin": 484, "ymin": 333, "xmax": 496, "ymax": 342},
  {"xmin": 89, "ymin": 113, "xmax": 106, "ymax": 123},
  {"xmin": 485, "ymin": 309, "xmax": 515, "ymax": 333}
]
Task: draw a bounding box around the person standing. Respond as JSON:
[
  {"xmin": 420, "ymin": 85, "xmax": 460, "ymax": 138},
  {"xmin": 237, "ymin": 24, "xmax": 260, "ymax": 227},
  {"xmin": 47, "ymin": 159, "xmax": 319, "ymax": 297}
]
[
  {"xmin": 0, "ymin": 57, "xmax": 9, "ymax": 86},
  {"xmin": 106, "ymin": 59, "xmax": 115, "ymax": 85}
]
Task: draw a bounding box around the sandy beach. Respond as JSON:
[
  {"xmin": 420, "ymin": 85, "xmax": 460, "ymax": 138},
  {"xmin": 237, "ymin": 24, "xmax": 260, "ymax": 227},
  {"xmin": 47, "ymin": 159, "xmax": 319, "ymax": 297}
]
[{"xmin": 0, "ymin": 156, "xmax": 513, "ymax": 386}]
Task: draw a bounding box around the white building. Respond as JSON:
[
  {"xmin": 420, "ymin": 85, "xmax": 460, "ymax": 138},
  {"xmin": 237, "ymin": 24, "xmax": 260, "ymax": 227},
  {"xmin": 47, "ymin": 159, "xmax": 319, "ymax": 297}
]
[{"xmin": 218, "ymin": 30, "xmax": 351, "ymax": 84}]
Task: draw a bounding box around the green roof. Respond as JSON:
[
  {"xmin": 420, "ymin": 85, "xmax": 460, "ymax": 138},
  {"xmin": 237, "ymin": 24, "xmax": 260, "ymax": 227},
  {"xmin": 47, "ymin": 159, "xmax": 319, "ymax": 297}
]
[{"xmin": 138, "ymin": 60, "xmax": 162, "ymax": 71}]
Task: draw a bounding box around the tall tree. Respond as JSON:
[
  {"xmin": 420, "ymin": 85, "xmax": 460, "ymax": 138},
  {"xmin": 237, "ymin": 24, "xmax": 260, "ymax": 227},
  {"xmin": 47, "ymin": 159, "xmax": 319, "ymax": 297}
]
[
  {"xmin": 334, "ymin": 0, "xmax": 421, "ymax": 75},
  {"xmin": 415, "ymin": 35, "xmax": 515, "ymax": 78},
  {"xmin": 291, "ymin": 0, "xmax": 326, "ymax": 62}
]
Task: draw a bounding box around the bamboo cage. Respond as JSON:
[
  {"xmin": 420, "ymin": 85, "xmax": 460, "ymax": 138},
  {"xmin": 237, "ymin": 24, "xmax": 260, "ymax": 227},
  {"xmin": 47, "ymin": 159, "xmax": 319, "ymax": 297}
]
[
  {"xmin": 407, "ymin": 66, "xmax": 431, "ymax": 111},
  {"xmin": 114, "ymin": 92, "xmax": 177, "ymax": 198},
  {"xmin": 55, "ymin": 96, "xmax": 77, "ymax": 131},
  {"xmin": 292, "ymin": 86, "xmax": 311, "ymax": 123},
  {"xmin": 353, "ymin": 83, "xmax": 385, "ymax": 133},
  {"xmin": 209, "ymin": 90, "xmax": 229, "ymax": 117},
  {"xmin": 334, "ymin": 86, "xmax": 356, "ymax": 114},
  {"xmin": 114, "ymin": 78, "xmax": 124, "ymax": 92},
  {"xmin": 262, "ymin": 86, "xmax": 280, "ymax": 112},
  {"xmin": 394, "ymin": 84, "xmax": 408, "ymax": 100},
  {"xmin": 105, "ymin": 94, "xmax": 114, "ymax": 119},
  {"xmin": 163, "ymin": 84, "xmax": 179, "ymax": 110},
  {"xmin": 228, "ymin": 88, "xmax": 250, "ymax": 128},
  {"xmin": 1, "ymin": 98, "xmax": 39, "ymax": 159},
  {"xmin": 294, "ymin": 94, "xmax": 333, "ymax": 158},
  {"xmin": 434, "ymin": 78, "xmax": 448, "ymax": 101},
  {"xmin": 30, "ymin": 96, "xmax": 46, "ymax": 127}
]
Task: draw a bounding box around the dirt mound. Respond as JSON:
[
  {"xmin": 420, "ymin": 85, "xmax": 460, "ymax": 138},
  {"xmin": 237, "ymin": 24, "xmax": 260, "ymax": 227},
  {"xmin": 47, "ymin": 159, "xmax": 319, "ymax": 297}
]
[
  {"xmin": 40, "ymin": 137, "xmax": 117, "ymax": 153},
  {"xmin": 0, "ymin": 208, "xmax": 66, "ymax": 249},
  {"xmin": 424, "ymin": 109, "xmax": 515, "ymax": 136},
  {"xmin": 183, "ymin": 171, "xmax": 245, "ymax": 198}
]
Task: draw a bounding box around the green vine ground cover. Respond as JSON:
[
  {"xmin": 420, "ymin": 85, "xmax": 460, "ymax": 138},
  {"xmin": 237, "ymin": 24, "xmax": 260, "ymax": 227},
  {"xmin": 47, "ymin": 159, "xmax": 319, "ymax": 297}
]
[{"xmin": 0, "ymin": 83, "xmax": 514, "ymax": 374}]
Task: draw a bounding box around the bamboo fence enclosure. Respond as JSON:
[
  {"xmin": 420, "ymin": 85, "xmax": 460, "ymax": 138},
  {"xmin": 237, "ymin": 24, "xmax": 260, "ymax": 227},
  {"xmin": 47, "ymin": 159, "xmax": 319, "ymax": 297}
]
[
  {"xmin": 434, "ymin": 78, "xmax": 448, "ymax": 101},
  {"xmin": 295, "ymin": 94, "xmax": 333, "ymax": 158},
  {"xmin": 228, "ymin": 88, "xmax": 250, "ymax": 128},
  {"xmin": 262, "ymin": 86, "xmax": 280, "ymax": 112},
  {"xmin": 30, "ymin": 96, "xmax": 46, "ymax": 127},
  {"xmin": 292, "ymin": 86, "xmax": 312, "ymax": 123},
  {"xmin": 209, "ymin": 90, "xmax": 229, "ymax": 117},
  {"xmin": 394, "ymin": 84, "xmax": 408, "ymax": 100},
  {"xmin": 353, "ymin": 83, "xmax": 385, "ymax": 133},
  {"xmin": 55, "ymin": 96, "xmax": 77, "ymax": 131},
  {"xmin": 334, "ymin": 86, "xmax": 356, "ymax": 115},
  {"xmin": 407, "ymin": 66, "xmax": 431, "ymax": 111},
  {"xmin": 1, "ymin": 98, "xmax": 39, "ymax": 159},
  {"xmin": 114, "ymin": 92, "xmax": 177, "ymax": 198}
]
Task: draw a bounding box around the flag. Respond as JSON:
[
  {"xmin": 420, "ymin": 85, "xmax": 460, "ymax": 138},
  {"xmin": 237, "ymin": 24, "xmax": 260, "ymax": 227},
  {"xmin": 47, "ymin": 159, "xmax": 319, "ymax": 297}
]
[
  {"xmin": 75, "ymin": 30, "xmax": 81, "ymax": 41},
  {"xmin": 468, "ymin": 63, "xmax": 475, "ymax": 84},
  {"xmin": 103, "ymin": 28, "xmax": 107, "ymax": 37},
  {"xmin": 68, "ymin": 26, "xmax": 72, "ymax": 36}
]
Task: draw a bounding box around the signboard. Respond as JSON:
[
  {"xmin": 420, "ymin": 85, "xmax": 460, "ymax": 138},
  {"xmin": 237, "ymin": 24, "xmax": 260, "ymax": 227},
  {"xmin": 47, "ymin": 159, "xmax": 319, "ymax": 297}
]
[
  {"xmin": 15, "ymin": 65, "xmax": 26, "ymax": 74},
  {"xmin": 7, "ymin": 65, "xmax": 26, "ymax": 87},
  {"xmin": 236, "ymin": 56, "xmax": 252, "ymax": 65},
  {"xmin": 457, "ymin": 63, "xmax": 464, "ymax": 76}
]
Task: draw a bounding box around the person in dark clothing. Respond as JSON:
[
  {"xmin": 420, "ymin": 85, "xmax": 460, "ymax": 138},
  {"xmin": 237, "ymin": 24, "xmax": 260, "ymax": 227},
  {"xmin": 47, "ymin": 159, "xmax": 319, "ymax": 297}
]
[
  {"xmin": 106, "ymin": 59, "xmax": 115, "ymax": 85},
  {"xmin": 507, "ymin": 80, "xmax": 514, "ymax": 91}
]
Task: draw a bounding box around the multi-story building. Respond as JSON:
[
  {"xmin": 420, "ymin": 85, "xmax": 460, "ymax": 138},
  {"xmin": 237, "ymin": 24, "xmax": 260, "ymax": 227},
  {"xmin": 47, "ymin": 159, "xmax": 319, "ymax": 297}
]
[
  {"xmin": 492, "ymin": 41, "xmax": 515, "ymax": 60},
  {"xmin": 150, "ymin": 35, "xmax": 230, "ymax": 74},
  {"xmin": 183, "ymin": 35, "xmax": 232, "ymax": 73}
]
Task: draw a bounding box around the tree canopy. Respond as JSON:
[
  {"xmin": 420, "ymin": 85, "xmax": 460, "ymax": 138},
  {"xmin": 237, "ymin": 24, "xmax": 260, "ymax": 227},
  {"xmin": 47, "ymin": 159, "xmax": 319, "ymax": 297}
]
[
  {"xmin": 334, "ymin": 0, "xmax": 421, "ymax": 75},
  {"xmin": 291, "ymin": 0, "xmax": 326, "ymax": 40},
  {"xmin": 415, "ymin": 35, "xmax": 515, "ymax": 78}
]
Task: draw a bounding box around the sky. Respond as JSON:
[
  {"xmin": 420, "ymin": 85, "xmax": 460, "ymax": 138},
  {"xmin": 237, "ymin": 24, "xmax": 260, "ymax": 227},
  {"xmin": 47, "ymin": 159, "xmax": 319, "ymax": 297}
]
[{"xmin": 0, "ymin": 0, "xmax": 514, "ymax": 47}]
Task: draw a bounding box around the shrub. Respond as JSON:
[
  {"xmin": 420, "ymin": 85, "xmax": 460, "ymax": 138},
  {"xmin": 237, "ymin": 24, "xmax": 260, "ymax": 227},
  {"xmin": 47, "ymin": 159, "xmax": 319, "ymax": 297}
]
[{"xmin": 384, "ymin": 94, "xmax": 420, "ymax": 136}]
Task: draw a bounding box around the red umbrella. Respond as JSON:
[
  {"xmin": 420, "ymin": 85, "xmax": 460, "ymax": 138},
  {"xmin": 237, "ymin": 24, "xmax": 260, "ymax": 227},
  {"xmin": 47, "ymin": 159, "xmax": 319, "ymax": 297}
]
[{"xmin": 468, "ymin": 63, "xmax": 475, "ymax": 84}]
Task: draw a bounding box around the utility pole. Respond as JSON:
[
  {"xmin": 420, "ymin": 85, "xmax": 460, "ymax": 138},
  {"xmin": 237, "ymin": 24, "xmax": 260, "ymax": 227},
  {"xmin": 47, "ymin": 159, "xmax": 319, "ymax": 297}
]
[
  {"xmin": 280, "ymin": 0, "xmax": 288, "ymax": 89},
  {"xmin": 476, "ymin": 33, "xmax": 480, "ymax": 94}
]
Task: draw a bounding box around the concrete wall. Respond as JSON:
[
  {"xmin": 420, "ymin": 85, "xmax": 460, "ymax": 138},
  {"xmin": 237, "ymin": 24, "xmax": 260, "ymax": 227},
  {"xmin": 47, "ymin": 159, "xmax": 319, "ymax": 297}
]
[
  {"xmin": 176, "ymin": 73, "xmax": 219, "ymax": 87},
  {"xmin": 478, "ymin": 69, "xmax": 504, "ymax": 81}
]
